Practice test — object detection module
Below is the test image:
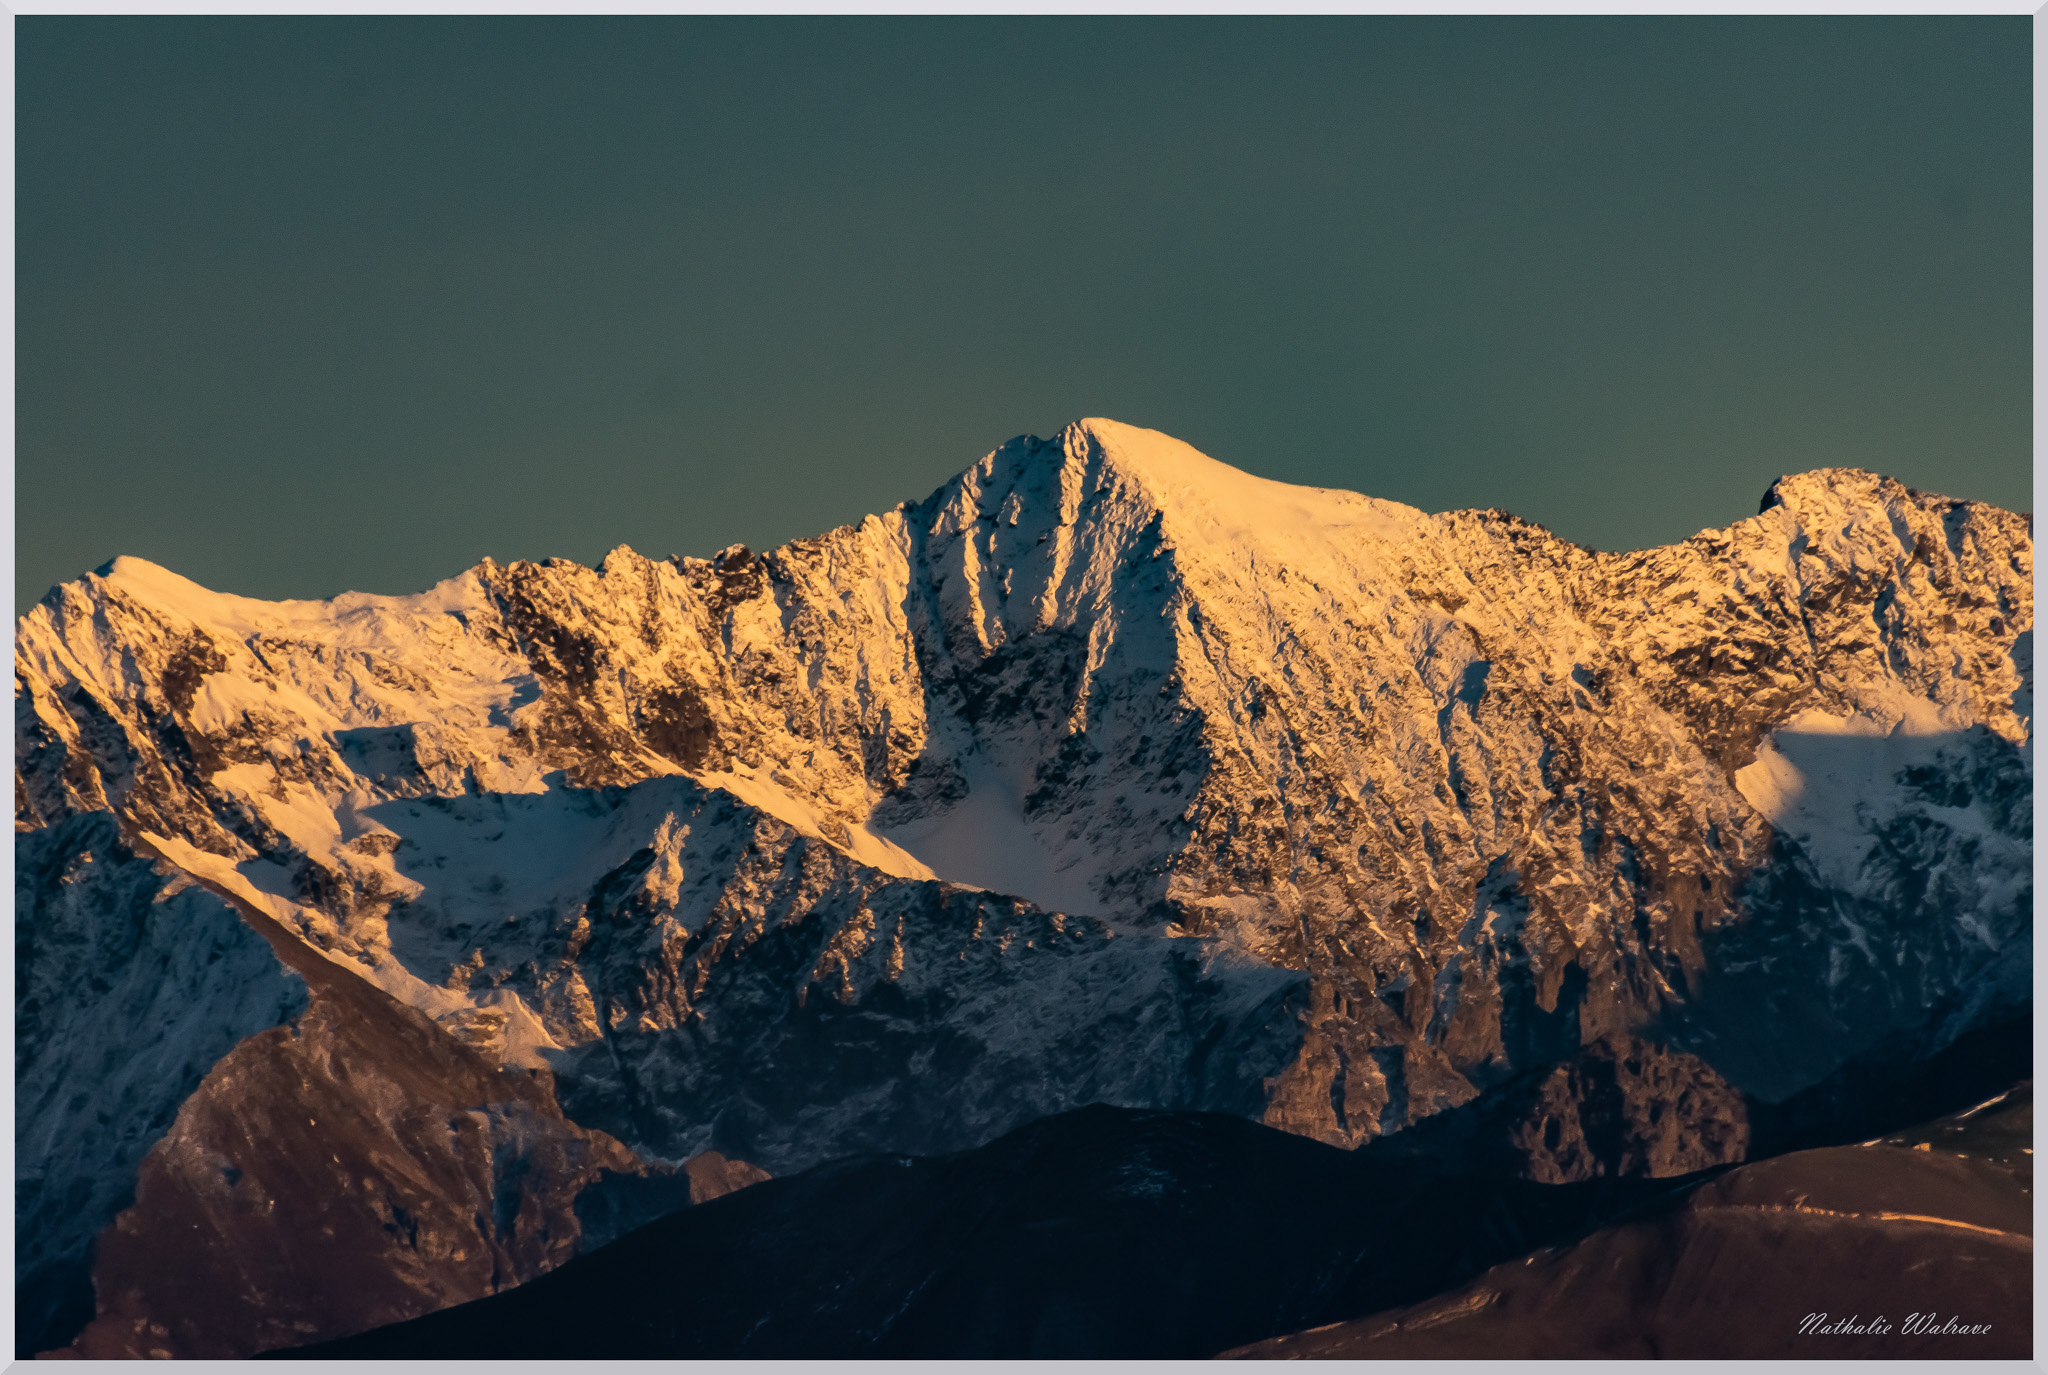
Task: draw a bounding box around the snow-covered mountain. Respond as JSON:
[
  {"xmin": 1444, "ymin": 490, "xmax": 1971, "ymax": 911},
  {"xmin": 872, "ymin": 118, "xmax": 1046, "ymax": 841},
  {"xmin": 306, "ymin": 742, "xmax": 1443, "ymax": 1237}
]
[{"xmin": 16, "ymin": 418, "xmax": 2031, "ymax": 1354}]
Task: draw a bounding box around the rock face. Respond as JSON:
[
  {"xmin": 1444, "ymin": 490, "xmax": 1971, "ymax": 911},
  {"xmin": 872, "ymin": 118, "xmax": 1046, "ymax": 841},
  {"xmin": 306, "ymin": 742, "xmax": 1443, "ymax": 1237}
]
[{"xmin": 15, "ymin": 418, "xmax": 2031, "ymax": 1347}]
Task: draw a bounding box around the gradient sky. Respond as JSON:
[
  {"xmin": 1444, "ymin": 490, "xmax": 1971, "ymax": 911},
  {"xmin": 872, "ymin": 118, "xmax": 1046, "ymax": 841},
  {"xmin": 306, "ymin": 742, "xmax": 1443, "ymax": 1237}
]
[{"xmin": 16, "ymin": 17, "xmax": 2031, "ymax": 614}]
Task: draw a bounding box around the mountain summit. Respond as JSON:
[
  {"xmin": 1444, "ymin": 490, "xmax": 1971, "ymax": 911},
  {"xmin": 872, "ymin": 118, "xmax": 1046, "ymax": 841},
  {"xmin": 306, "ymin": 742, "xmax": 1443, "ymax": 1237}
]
[{"xmin": 16, "ymin": 420, "xmax": 2032, "ymax": 1356}]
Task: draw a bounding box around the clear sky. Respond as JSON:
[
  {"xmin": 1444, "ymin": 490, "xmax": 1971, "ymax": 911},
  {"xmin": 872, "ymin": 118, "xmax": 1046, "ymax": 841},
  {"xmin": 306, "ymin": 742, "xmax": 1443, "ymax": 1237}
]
[{"xmin": 16, "ymin": 17, "xmax": 2031, "ymax": 614}]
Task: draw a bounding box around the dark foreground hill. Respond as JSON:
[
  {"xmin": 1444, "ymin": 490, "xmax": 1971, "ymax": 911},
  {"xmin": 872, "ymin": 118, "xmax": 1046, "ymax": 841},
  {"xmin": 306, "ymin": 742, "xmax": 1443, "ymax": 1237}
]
[
  {"xmin": 271, "ymin": 1103, "xmax": 1709, "ymax": 1360},
  {"xmin": 1226, "ymin": 1082, "xmax": 2033, "ymax": 1360},
  {"xmin": 279, "ymin": 1080, "xmax": 2032, "ymax": 1361}
]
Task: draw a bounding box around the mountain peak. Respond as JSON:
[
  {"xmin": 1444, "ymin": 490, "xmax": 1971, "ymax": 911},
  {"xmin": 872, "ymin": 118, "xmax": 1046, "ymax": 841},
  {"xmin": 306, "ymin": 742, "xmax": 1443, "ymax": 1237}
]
[
  {"xmin": 1757, "ymin": 466, "xmax": 1906, "ymax": 517},
  {"xmin": 957, "ymin": 417, "xmax": 1435, "ymax": 556}
]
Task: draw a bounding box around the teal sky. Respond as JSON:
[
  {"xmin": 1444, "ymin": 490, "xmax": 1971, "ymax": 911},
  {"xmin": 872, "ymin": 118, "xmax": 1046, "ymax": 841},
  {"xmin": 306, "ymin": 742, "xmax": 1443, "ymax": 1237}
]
[{"xmin": 16, "ymin": 17, "xmax": 2031, "ymax": 614}]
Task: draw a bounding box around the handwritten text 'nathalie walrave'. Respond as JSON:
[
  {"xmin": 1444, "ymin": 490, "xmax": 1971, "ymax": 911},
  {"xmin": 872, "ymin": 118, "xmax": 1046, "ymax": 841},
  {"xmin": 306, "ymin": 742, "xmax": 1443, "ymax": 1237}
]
[{"xmin": 1800, "ymin": 1313, "xmax": 1993, "ymax": 1337}]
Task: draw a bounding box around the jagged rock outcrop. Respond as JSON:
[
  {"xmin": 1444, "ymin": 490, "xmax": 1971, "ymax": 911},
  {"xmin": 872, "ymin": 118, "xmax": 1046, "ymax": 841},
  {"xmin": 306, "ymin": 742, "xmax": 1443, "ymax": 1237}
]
[{"xmin": 15, "ymin": 418, "xmax": 2031, "ymax": 1347}]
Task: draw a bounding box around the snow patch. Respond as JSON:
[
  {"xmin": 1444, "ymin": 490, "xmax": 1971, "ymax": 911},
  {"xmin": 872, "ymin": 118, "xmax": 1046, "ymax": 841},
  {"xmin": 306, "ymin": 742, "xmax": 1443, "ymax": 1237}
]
[
  {"xmin": 140, "ymin": 829, "xmax": 561, "ymax": 1068},
  {"xmin": 1733, "ymin": 707, "xmax": 1991, "ymax": 893},
  {"xmin": 1078, "ymin": 418, "xmax": 1432, "ymax": 549},
  {"xmin": 878, "ymin": 760, "xmax": 1103, "ymax": 918},
  {"xmin": 698, "ymin": 765, "xmax": 935, "ymax": 883}
]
